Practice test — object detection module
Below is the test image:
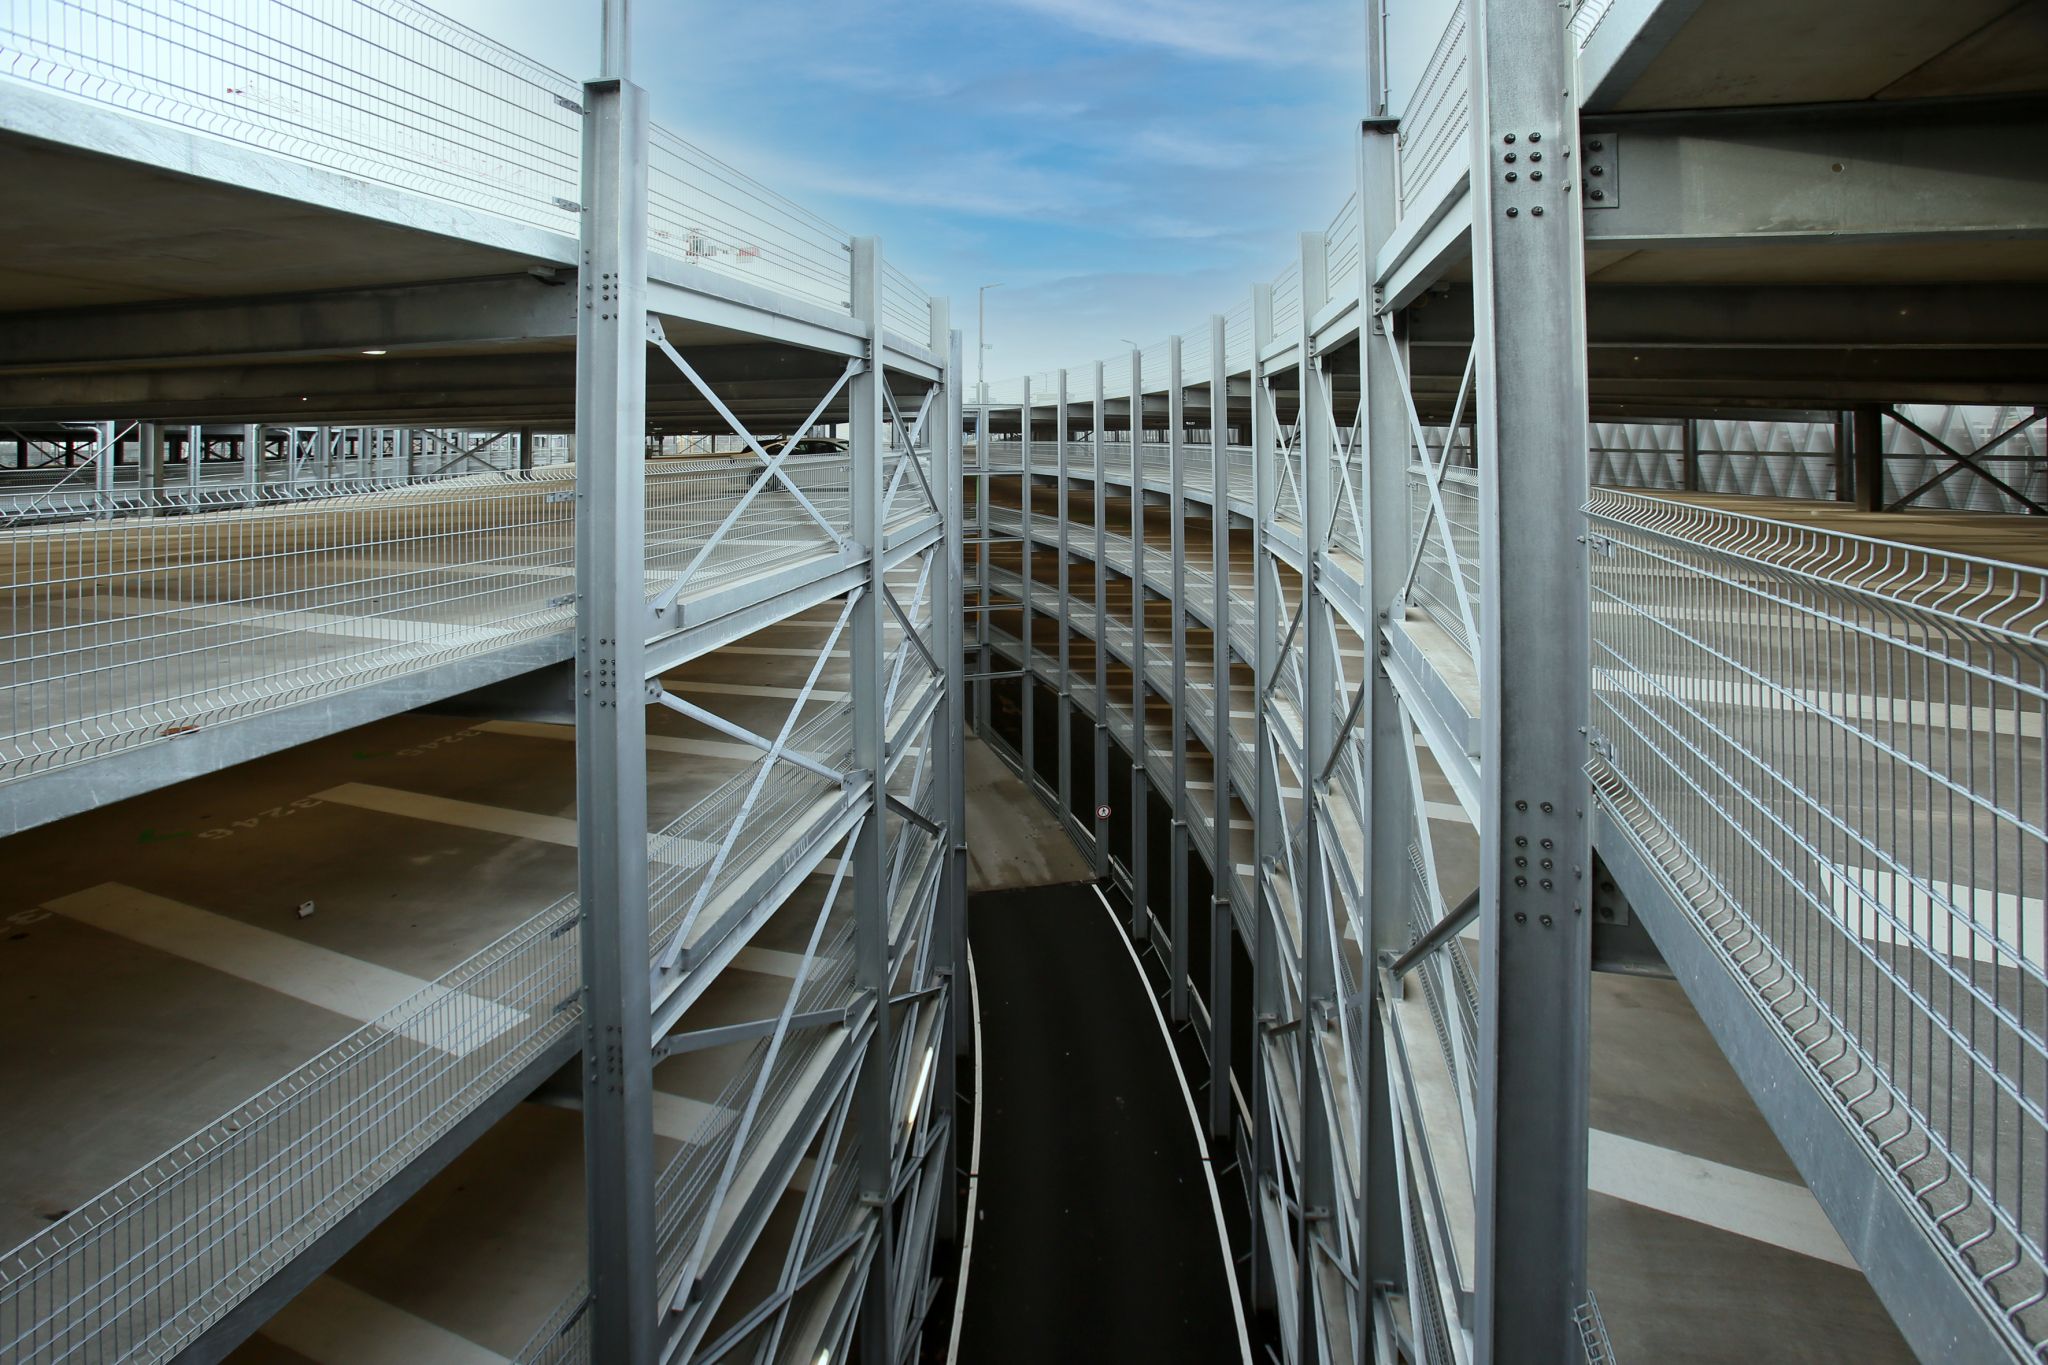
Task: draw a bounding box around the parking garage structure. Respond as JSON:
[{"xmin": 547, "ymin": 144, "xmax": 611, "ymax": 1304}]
[{"xmin": 0, "ymin": 5, "xmax": 964, "ymax": 1363}]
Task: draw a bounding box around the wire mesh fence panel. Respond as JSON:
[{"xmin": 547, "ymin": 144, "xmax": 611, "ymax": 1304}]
[
  {"xmin": 0, "ymin": 895, "xmax": 581, "ymax": 1365},
  {"xmin": 0, "ymin": 469, "xmax": 578, "ymax": 779},
  {"xmin": 1588, "ymin": 489, "xmax": 2047, "ymax": 1357},
  {"xmin": 0, "ymin": 0, "xmax": 583, "ymax": 232},
  {"xmin": 1404, "ymin": 463, "xmax": 1481, "ymax": 659}
]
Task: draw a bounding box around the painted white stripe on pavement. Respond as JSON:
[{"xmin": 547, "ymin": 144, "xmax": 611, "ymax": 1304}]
[
  {"xmin": 1589, "ymin": 1128, "xmax": 1855, "ymax": 1268},
  {"xmin": 260, "ymin": 1275, "xmax": 508, "ymax": 1364},
  {"xmin": 1596, "ymin": 669, "xmax": 2042, "ymax": 740},
  {"xmin": 669, "ymin": 680, "xmax": 850, "ymax": 703},
  {"xmin": 48, "ymin": 883, "xmax": 523, "ymax": 1056},
  {"xmin": 653, "ymin": 1091, "xmax": 737, "ymax": 1144},
  {"xmin": 477, "ymin": 719, "xmax": 762, "ymax": 764},
  {"xmin": 732, "ymin": 945, "xmax": 818, "ymax": 978},
  {"xmin": 1825, "ymin": 864, "xmax": 2045, "ymax": 968},
  {"xmin": 315, "ymin": 783, "xmax": 712, "ymax": 869}
]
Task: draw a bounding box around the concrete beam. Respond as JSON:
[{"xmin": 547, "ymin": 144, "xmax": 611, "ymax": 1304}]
[{"xmin": 0, "ymin": 276, "xmax": 577, "ymax": 373}]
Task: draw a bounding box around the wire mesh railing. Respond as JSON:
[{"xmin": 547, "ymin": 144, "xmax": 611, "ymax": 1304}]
[
  {"xmin": 0, "ymin": 891, "xmax": 582, "ymax": 1365},
  {"xmin": 1404, "ymin": 463, "xmax": 1481, "ymax": 657},
  {"xmin": 1399, "ymin": 0, "xmax": 1471, "ymax": 211},
  {"xmin": 0, "ymin": 0, "xmax": 928, "ymax": 327},
  {"xmin": 1326, "ymin": 192, "xmax": 1363, "ymax": 288},
  {"xmin": 0, "ymin": 454, "xmax": 869, "ymax": 788},
  {"xmin": 1586, "ymin": 488, "xmax": 2048, "ymax": 1356},
  {"xmin": 0, "ymin": 657, "xmax": 909, "ymax": 1361},
  {"xmin": 2, "ymin": 0, "xmax": 584, "ymax": 231}
]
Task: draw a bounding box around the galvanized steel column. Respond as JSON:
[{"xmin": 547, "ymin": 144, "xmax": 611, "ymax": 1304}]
[
  {"xmin": 1358, "ymin": 116, "xmax": 1413, "ymax": 1297},
  {"xmin": 1469, "ymin": 0, "xmax": 1594, "ymax": 1354},
  {"xmin": 932, "ymin": 305, "xmax": 965, "ymax": 1248},
  {"xmin": 1056, "ymin": 368, "xmax": 1073, "ymax": 822},
  {"xmin": 1247, "ymin": 282, "xmax": 1284, "ymax": 1321},
  {"xmin": 974, "ymin": 404, "xmax": 991, "ymax": 736},
  {"xmin": 1294, "ymin": 229, "xmax": 1339, "ymax": 1356},
  {"xmin": 849, "ymin": 236, "xmax": 899, "ymax": 1365},
  {"xmin": 241, "ymin": 422, "xmax": 261, "ymax": 499},
  {"xmin": 1207, "ymin": 312, "xmax": 1234, "ymax": 1141},
  {"xmin": 1168, "ymin": 335, "xmax": 1191, "ymax": 1021},
  {"xmin": 573, "ymin": 71, "xmax": 657, "ymax": 1365},
  {"xmin": 1018, "ymin": 379, "xmax": 1034, "ymax": 776},
  {"xmin": 1127, "ymin": 347, "xmax": 1150, "ymax": 938},
  {"xmin": 1091, "ymin": 361, "xmax": 1111, "ymax": 876}
]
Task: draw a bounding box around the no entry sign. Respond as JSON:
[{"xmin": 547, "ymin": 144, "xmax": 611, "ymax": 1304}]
[{"xmin": 1096, "ymin": 805, "xmax": 1112, "ymax": 820}]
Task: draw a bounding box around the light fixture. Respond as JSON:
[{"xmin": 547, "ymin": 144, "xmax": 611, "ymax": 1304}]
[{"xmin": 361, "ymin": 349, "xmax": 388, "ymax": 356}]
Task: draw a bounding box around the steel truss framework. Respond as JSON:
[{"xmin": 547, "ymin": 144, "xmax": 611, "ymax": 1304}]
[
  {"xmin": 572, "ymin": 70, "xmax": 965, "ymax": 1365},
  {"xmin": 0, "ymin": 14, "xmax": 964, "ymax": 1365},
  {"xmin": 966, "ymin": 0, "xmax": 2046, "ymax": 1361}
]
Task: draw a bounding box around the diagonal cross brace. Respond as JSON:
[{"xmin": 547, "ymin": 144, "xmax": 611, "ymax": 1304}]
[
  {"xmin": 672, "ymin": 812, "xmax": 861, "ymax": 1305},
  {"xmin": 1884, "ymin": 406, "xmax": 2046, "ymax": 515},
  {"xmin": 652, "ymin": 347, "xmax": 862, "ymax": 613},
  {"xmin": 647, "ymin": 318, "xmax": 853, "ymax": 554},
  {"xmin": 650, "ymin": 685, "xmax": 847, "ymax": 785},
  {"xmin": 1384, "ymin": 332, "xmax": 1480, "ymax": 644},
  {"xmin": 657, "ymin": 589, "xmax": 863, "ymax": 972}
]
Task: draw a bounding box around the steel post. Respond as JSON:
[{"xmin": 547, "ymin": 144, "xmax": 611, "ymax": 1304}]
[
  {"xmin": 1127, "ymin": 348, "xmax": 1150, "ymax": 939},
  {"xmin": 1019, "ymin": 381, "xmax": 1035, "ymax": 782},
  {"xmin": 1248, "ymin": 282, "xmax": 1284, "ymax": 1322},
  {"xmin": 849, "ymin": 237, "xmax": 899, "ymax": 1365},
  {"xmin": 1358, "ymin": 117, "xmax": 1414, "ymax": 1303},
  {"xmin": 1294, "ymin": 229, "xmax": 1338, "ymax": 1358},
  {"xmin": 1092, "ymin": 361, "xmax": 1111, "ymax": 877},
  {"xmin": 1168, "ymin": 335, "xmax": 1191, "ymax": 1021},
  {"xmin": 573, "ymin": 72, "xmax": 657, "ymax": 1365},
  {"xmin": 1207, "ymin": 312, "xmax": 1235, "ymax": 1141},
  {"xmin": 1056, "ymin": 368, "xmax": 1073, "ymax": 825},
  {"xmin": 1469, "ymin": 0, "xmax": 1594, "ymax": 1354}
]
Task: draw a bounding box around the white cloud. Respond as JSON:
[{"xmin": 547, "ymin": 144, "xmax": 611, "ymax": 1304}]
[{"xmin": 990, "ymin": 0, "xmax": 1355, "ymax": 67}]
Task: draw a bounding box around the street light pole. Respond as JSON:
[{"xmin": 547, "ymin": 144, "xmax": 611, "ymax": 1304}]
[{"xmin": 977, "ymin": 282, "xmax": 1003, "ymax": 397}]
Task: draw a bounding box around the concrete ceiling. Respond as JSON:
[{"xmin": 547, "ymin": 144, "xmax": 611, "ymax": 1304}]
[{"xmin": 1616, "ymin": 0, "xmax": 2048, "ymax": 109}]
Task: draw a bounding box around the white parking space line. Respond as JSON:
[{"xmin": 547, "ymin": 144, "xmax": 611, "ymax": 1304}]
[
  {"xmin": 47, "ymin": 883, "xmax": 523, "ymax": 1056},
  {"xmin": 1825, "ymin": 864, "xmax": 2044, "ymax": 968},
  {"xmin": 1589, "ymin": 1128, "xmax": 1856, "ymax": 1269},
  {"xmin": 1596, "ymin": 669, "xmax": 2043, "ymax": 740},
  {"xmin": 653, "ymin": 1091, "xmax": 737, "ymax": 1144},
  {"xmin": 476, "ymin": 719, "xmax": 761, "ymax": 764},
  {"xmin": 732, "ymin": 945, "xmax": 817, "ymax": 978},
  {"xmin": 315, "ymin": 783, "xmax": 712, "ymax": 869},
  {"xmin": 668, "ymin": 680, "xmax": 850, "ymax": 703},
  {"xmin": 259, "ymin": 1275, "xmax": 509, "ymax": 1365}
]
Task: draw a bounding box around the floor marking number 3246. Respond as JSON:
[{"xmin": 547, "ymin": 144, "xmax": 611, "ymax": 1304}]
[{"xmin": 197, "ymin": 798, "xmax": 325, "ymax": 840}]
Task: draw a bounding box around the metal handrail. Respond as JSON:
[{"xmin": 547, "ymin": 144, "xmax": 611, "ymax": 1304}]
[{"xmin": 1587, "ymin": 489, "xmax": 2048, "ymax": 1355}]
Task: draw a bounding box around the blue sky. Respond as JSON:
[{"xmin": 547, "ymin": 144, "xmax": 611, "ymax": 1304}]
[{"xmin": 435, "ymin": 1, "xmax": 1368, "ymax": 379}]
